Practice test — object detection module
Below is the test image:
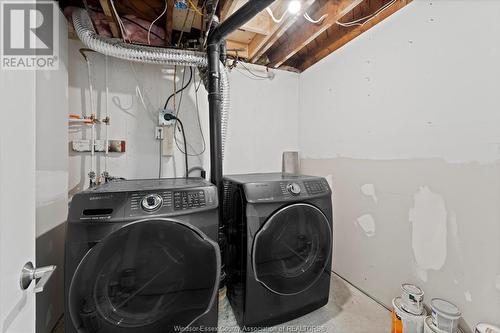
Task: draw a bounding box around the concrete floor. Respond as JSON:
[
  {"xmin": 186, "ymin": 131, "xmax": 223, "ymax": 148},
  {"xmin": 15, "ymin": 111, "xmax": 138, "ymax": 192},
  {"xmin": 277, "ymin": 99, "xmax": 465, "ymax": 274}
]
[
  {"xmin": 53, "ymin": 274, "xmax": 391, "ymax": 333},
  {"xmin": 219, "ymin": 273, "xmax": 391, "ymax": 333}
]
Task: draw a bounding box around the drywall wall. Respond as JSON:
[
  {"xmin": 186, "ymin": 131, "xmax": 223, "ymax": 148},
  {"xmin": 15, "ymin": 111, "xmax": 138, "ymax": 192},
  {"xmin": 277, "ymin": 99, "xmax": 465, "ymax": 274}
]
[
  {"xmin": 36, "ymin": 13, "xmax": 68, "ymax": 333},
  {"xmin": 68, "ymin": 40, "xmax": 299, "ymax": 191},
  {"xmin": 299, "ymin": 0, "xmax": 500, "ymax": 329}
]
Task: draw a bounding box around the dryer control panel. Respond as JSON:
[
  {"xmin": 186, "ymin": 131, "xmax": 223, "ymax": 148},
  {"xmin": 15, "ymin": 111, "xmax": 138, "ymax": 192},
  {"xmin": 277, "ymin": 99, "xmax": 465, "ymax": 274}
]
[{"xmin": 242, "ymin": 178, "xmax": 330, "ymax": 203}]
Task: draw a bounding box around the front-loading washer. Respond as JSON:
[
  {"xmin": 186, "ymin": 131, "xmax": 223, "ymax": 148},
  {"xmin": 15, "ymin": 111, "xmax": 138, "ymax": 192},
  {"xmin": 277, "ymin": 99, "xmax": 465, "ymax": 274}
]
[{"xmin": 64, "ymin": 178, "xmax": 220, "ymax": 333}]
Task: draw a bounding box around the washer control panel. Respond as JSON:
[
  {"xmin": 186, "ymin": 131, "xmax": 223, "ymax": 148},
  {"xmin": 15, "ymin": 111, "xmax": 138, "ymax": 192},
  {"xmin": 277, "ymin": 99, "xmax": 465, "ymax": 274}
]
[
  {"xmin": 173, "ymin": 190, "xmax": 206, "ymax": 210},
  {"xmin": 141, "ymin": 194, "xmax": 163, "ymax": 212},
  {"xmin": 128, "ymin": 187, "xmax": 216, "ymax": 216},
  {"xmin": 304, "ymin": 180, "xmax": 329, "ymax": 195}
]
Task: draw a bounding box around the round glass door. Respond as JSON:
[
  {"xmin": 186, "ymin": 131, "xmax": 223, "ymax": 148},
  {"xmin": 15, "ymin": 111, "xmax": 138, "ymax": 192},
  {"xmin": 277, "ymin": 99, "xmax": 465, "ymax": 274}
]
[
  {"xmin": 252, "ymin": 203, "xmax": 332, "ymax": 295},
  {"xmin": 69, "ymin": 219, "xmax": 220, "ymax": 332}
]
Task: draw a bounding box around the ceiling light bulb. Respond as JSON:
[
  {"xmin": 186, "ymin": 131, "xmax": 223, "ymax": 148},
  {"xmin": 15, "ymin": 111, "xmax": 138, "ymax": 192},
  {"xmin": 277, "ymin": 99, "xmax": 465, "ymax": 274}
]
[{"xmin": 287, "ymin": 0, "xmax": 301, "ymax": 14}]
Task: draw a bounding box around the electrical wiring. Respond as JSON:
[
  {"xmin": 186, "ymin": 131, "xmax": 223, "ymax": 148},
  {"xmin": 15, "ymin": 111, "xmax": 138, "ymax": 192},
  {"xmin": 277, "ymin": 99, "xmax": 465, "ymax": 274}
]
[
  {"xmin": 109, "ymin": 0, "xmax": 130, "ymax": 42},
  {"xmin": 265, "ymin": 7, "xmax": 286, "ymax": 23},
  {"xmin": 175, "ymin": 69, "xmax": 206, "ymax": 156},
  {"xmin": 147, "ymin": 0, "xmax": 168, "ymax": 45},
  {"xmin": 239, "ymin": 61, "xmax": 271, "ymax": 79},
  {"xmin": 336, "ymin": 0, "xmax": 397, "ymax": 27},
  {"xmin": 304, "ymin": 12, "xmax": 328, "ymax": 24},
  {"xmin": 265, "ymin": 6, "xmax": 326, "ymax": 25},
  {"xmin": 163, "ymin": 113, "xmax": 189, "ymax": 178},
  {"xmin": 121, "ymin": 17, "xmax": 163, "ymax": 40},
  {"xmin": 187, "ymin": 0, "xmax": 204, "ymax": 16},
  {"xmin": 164, "ymin": 67, "xmax": 193, "ymax": 110}
]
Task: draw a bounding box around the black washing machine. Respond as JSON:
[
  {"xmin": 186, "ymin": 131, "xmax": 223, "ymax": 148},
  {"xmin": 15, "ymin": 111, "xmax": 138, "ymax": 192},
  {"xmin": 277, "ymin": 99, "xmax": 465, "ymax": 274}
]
[
  {"xmin": 65, "ymin": 178, "xmax": 220, "ymax": 333},
  {"xmin": 223, "ymin": 173, "xmax": 333, "ymax": 330}
]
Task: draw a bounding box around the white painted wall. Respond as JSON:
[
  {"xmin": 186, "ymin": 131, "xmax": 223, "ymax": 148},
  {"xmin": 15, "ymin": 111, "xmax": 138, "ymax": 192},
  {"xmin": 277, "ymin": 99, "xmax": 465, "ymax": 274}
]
[
  {"xmin": 68, "ymin": 39, "xmax": 299, "ymax": 190},
  {"xmin": 36, "ymin": 13, "xmax": 68, "ymax": 333},
  {"xmin": 299, "ymin": 0, "xmax": 500, "ymax": 329}
]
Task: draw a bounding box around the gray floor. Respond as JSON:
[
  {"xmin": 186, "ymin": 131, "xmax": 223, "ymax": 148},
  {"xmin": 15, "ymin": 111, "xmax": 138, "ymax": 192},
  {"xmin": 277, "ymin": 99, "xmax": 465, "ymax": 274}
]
[
  {"xmin": 219, "ymin": 273, "xmax": 391, "ymax": 333},
  {"xmin": 53, "ymin": 274, "xmax": 391, "ymax": 333}
]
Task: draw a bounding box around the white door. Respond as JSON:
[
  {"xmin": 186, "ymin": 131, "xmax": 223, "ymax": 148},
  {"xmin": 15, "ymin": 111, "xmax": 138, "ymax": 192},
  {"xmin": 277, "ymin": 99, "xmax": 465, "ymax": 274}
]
[{"xmin": 0, "ymin": 69, "xmax": 37, "ymax": 331}]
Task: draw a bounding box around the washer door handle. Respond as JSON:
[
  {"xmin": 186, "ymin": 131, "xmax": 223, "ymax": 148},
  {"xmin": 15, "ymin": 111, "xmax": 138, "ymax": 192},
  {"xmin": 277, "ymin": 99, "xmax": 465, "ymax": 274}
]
[{"xmin": 20, "ymin": 261, "xmax": 56, "ymax": 293}]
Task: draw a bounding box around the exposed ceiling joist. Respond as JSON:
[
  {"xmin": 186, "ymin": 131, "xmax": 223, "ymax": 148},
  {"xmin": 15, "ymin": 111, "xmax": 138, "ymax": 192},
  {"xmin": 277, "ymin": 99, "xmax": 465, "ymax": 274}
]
[
  {"xmin": 267, "ymin": 0, "xmax": 364, "ymax": 68},
  {"xmin": 297, "ymin": 0, "xmax": 412, "ymax": 71},
  {"xmin": 227, "ymin": 39, "xmax": 249, "ymax": 58},
  {"xmin": 165, "ymin": 0, "xmax": 175, "ymax": 44},
  {"xmin": 248, "ymin": 0, "xmax": 317, "ymax": 63},
  {"xmin": 98, "ymin": 0, "xmax": 121, "ymax": 38}
]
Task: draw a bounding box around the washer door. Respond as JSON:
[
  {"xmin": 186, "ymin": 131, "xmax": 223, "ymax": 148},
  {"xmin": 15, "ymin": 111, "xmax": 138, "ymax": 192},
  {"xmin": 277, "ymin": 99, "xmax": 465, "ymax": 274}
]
[
  {"xmin": 252, "ymin": 203, "xmax": 332, "ymax": 295},
  {"xmin": 69, "ymin": 219, "xmax": 220, "ymax": 333}
]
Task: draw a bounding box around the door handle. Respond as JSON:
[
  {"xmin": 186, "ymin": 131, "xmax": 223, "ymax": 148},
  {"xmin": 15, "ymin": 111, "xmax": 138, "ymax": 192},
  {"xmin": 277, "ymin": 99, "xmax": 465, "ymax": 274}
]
[{"xmin": 19, "ymin": 261, "xmax": 56, "ymax": 293}]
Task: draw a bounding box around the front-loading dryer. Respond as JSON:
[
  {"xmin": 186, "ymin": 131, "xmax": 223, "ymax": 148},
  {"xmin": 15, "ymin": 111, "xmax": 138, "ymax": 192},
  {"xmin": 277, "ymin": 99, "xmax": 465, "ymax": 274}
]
[
  {"xmin": 223, "ymin": 173, "xmax": 333, "ymax": 330},
  {"xmin": 65, "ymin": 178, "xmax": 220, "ymax": 333}
]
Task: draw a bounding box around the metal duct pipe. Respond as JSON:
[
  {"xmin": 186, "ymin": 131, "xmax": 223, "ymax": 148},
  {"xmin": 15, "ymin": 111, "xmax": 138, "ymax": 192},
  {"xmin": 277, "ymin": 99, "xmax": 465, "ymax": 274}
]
[
  {"xmin": 206, "ymin": 0, "xmax": 276, "ymax": 212},
  {"xmin": 71, "ymin": 7, "xmax": 230, "ymax": 157}
]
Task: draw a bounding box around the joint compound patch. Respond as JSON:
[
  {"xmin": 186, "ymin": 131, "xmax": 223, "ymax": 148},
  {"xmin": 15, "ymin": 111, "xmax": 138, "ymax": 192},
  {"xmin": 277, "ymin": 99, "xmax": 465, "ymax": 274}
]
[
  {"xmin": 409, "ymin": 186, "xmax": 447, "ymax": 279},
  {"xmin": 495, "ymin": 275, "xmax": 500, "ymax": 291},
  {"xmin": 356, "ymin": 214, "xmax": 376, "ymax": 237},
  {"xmin": 464, "ymin": 291, "xmax": 472, "ymax": 302},
  {"xmin": 361, "ymin": 184, "xmax": 378, "ymax": 203}
]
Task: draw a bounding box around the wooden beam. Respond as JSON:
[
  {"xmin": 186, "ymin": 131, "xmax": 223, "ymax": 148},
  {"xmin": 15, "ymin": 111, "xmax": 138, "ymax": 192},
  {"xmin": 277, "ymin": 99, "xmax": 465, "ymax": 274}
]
[
  {"xmin": 239, "ymin": 12, "xmax": 272, "ymax": 35},
  {"xmin": 267, "ymin": 0, "xmax": 364, "ymax": 68},
  {"xmin": 220, "ymin": 0, "xmax": 240, "ymax": 20},
  {"xmin": 99, "ymin": 0, "xmax": 121, "ymax": 38},
  {"xmin": 226, "ymin": 39, "xmax": 249, "ymax": 58},
  {"xmin": 248, "ymin": 0, "xmax": 317, "ymax": 63},
  {"xmin": 165, "ymin": 0, "xmax": 175, "ymax": 45},
  {"xmin": 298, "ymin": 0, "xmax": 412, "ymax": 71}
]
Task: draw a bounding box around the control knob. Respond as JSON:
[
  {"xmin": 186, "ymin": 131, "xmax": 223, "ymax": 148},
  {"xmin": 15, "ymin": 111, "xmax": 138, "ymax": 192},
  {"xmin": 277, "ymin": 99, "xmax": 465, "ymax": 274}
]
[
  {"xmin": 286, "ymin": 183, "xmax": 301, "ymax": 196},
  {"xmin": 141, "ymin": 194, "xmax": 163, "ymax": 212}
]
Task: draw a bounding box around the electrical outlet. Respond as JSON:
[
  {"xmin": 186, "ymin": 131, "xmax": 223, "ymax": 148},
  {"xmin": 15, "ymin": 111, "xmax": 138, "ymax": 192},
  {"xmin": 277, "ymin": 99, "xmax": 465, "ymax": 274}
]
[
  {"xmin": 159, "ymin": 109, "xmax": 175, "ymax": 126},
  {"xmin": 155, "ymin": 126, "xmax": 164, "ymax": 140}
]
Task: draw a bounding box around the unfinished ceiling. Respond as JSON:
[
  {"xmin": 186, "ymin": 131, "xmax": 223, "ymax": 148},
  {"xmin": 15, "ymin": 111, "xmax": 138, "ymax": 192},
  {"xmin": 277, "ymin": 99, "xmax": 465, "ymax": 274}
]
[{"xmin": 59, "ymin": 0, "xmax": 412, "ymax": 72}]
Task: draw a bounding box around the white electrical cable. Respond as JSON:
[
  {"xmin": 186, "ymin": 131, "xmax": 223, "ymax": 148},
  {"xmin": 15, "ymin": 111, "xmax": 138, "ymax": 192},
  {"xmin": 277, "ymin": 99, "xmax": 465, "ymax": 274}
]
[
  {"xmin": 336, "ymin": 0, "xmax": 397, "ymax": 27},
  {"xmin": 265, "ymin": 7, "xmax": 287, "ymax": 23},
  {"xmin": 304, "ymin": 12, "xmax": 328, "ymax": 24},
  {"xmin": 147, "ymin": 0, "xmax": 168, "ymax": 45},
  {"xmin": 266, "ymin": 6, "xmax": 327, "ymax": 25},
  {"xmin": 109, "ymin": 0, "xmax": 130, "ymax": 42}
]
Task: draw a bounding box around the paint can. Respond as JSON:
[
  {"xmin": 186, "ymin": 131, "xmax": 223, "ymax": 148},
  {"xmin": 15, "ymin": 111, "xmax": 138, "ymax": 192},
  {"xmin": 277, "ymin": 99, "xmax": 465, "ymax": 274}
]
[
  {"xmin": 392, "ymin": 297, "xmax": 427, "ymax": 333},
  {"xmin": 401, "ymin": 283, "xmax": 425, "ymax": 315},
  {"xmin": 424, "ymin": 316, "xmax": 465, "ymax": 333},
  {"xmin": 430, "ymin": 298, "xmax": 461, "ymax": 333},
  {"xmin": 475, "ymin": 323, "xmax": 500, "ymax": 333}
]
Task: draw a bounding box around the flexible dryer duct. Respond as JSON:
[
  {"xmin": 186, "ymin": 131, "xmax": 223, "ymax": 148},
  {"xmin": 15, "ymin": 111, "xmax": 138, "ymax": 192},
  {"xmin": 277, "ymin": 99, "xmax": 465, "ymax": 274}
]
[{"xmin": 71, "ymin": 8, "xmax": 230, "ymax": 157}]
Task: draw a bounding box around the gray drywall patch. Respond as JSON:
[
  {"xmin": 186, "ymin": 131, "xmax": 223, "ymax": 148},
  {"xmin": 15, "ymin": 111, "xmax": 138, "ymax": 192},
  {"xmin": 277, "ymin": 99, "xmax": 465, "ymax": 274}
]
[
  {"xmin": 356, "ymin": 214, "xmax": 376, "ymax": 237},
  {"xmin": 409, "ymin": 186, "xmax": 448, "ymax": 280},
  {"xmin": 495, "ymin": 275, "xmax": 500, "ymax": 291}
]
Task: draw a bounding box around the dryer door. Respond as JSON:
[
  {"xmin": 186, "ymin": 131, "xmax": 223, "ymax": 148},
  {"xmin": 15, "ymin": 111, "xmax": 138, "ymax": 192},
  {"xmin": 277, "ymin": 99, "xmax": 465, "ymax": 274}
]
[
  {"xmin": 252, "ymin": 203, "xmax": 332, "ymax": 295},
  {"xmin": 68, "ymin": 219, "xmax": 220, "ymax": 333}
]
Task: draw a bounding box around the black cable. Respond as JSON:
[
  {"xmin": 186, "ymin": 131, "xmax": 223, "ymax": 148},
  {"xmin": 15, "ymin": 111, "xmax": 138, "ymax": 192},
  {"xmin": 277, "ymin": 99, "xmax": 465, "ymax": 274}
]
[
  {"xmin": 163, "ymin": 67, "xmax": 193, "ymax": 110},
  {"xmin": 163, "ymin": 113, "xmax": 189, "ymax": 179},
  {"xmin": 176, "ymin": 119, "xmax": 189, "ymax": 179},
  {"xmin": 175, "ymin": 69, "xmax": 206, "ymax": 156}
]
